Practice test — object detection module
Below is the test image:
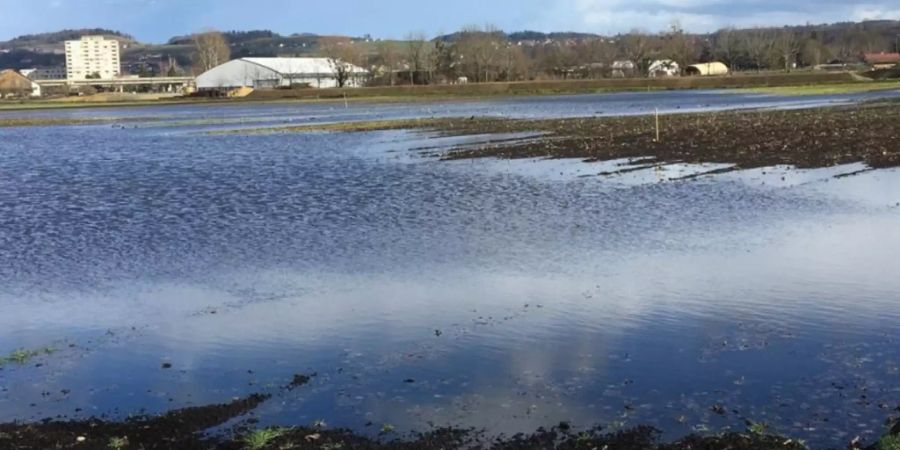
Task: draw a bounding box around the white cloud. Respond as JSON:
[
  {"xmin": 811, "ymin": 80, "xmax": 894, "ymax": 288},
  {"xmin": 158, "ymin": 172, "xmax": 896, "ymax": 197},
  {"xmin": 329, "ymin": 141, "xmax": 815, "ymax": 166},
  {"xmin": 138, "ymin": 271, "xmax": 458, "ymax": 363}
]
[
  {"xmin": 540, "ymin": 0, "xmax": 900, "ymax": 34},
  {"xmin": 851, "ymin": 5, "xmax": 900, "ymax": 21}
]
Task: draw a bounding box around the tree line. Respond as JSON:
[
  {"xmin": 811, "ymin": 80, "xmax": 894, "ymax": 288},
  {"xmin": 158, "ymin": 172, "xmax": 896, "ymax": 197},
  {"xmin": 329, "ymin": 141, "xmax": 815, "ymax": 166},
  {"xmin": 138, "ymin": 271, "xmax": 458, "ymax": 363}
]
[
  {"xmin": 353, "ymin": 23, "xmax": 899, "ymax": 85},
  {"xmin": 189, "ymin": 21, "xmax": 900, "ymax": 86}
]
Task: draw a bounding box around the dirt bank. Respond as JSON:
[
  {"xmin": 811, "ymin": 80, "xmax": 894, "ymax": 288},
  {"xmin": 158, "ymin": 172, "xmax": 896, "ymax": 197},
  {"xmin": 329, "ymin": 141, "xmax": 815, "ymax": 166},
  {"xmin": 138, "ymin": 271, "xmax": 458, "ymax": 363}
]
[{"xmin": 1, "ymin": 395, "xmax": 896, "ymax": 449}]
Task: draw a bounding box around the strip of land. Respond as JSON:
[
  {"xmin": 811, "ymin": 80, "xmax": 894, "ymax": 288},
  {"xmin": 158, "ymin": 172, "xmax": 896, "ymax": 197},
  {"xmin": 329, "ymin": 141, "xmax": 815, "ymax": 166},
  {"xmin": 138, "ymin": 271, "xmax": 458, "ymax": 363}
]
[
  {"xmin": 231, "ymin": 99, "xmax": 900, "ymax": 171},
  {"xmin": 1, "ymin": 72, "xmax": 897, "ymax": 112},
  {"xmin": 0, "ymin": 117, "xmax": 162, "ymax": 127}
]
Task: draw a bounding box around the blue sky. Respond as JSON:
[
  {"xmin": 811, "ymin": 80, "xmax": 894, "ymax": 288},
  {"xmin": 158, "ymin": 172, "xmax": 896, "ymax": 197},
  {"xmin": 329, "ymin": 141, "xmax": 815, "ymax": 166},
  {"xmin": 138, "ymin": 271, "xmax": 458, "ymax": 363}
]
[{"xmin": 1, "ymin": 0, "xmax": 899, "ymax": 43}]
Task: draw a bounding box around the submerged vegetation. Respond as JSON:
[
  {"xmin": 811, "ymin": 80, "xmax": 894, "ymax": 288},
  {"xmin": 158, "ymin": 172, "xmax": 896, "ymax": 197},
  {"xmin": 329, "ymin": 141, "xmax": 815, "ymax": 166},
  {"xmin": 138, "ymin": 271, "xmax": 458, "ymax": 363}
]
[{"xmin": 0, "ymin": 347, "xmax": 55, "ymax": 367}]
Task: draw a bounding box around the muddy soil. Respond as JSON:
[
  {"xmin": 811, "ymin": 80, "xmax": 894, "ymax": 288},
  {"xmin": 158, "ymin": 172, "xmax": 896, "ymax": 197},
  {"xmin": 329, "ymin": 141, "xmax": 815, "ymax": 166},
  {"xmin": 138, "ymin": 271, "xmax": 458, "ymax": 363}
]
[
  {"xmin": 1, "ymin": 395, "xmax": 895, "ymax": 449},
  {"xmin": 263, "ymin": 99, "xmax": 900, "ymax": 171},
  {"xmin": 0, "ymin": 394, "xmax": 268, "ymax": 449},
  {"xmin": 437, "ymin": 101, "xmax": 900, "ymax": 170}
]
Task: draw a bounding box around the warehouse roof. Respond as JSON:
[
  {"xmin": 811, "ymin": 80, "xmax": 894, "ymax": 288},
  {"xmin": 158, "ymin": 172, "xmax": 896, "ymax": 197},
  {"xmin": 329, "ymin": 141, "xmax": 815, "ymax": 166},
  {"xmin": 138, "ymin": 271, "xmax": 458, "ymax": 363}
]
[{"xmin": 241, "ymin": 57, "xmax": 367, "ymax": 75}]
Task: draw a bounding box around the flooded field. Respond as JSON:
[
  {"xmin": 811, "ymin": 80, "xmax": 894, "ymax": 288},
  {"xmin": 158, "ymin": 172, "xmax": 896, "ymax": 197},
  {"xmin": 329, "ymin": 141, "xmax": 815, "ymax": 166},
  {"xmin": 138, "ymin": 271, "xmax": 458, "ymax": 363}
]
[{"xmin": 1, "ymin": 90, "xmax": 899, "ymax": 449}]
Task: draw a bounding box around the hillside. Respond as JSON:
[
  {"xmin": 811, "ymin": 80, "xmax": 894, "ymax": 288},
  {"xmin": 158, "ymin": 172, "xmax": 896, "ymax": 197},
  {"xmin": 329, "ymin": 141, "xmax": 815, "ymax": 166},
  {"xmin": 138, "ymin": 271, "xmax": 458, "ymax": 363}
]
[
  {"xmin": 0, "ymin": 28, "xmax": 330, "ymax": 75},
  {"xmin": 0, "ymin": 29, "xmax": 135, "ymax": 50}
]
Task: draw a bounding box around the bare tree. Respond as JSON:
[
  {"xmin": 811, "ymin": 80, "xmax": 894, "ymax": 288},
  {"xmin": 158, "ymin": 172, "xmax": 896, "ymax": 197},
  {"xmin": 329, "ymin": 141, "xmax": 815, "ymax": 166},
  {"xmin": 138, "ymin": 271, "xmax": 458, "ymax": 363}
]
[
  {"xmin": 620, "ymin": 31, "xmax": 653, "ymax": 75},
  {"xmin": 319, "ymin": 36, "xmax": 362, "ymax": 88},
  {"xmin": 661, "ymin": 22, "xmax": 696, "ymax": 70},
  {"xmin": 376, "ymin": 41, "xmax": 401, "ymax": 86},
  {"xmin": 432, "ymin": 39, "xmax": 457, "ymax": 83},
  {"xmin": 455, "ymin": 25, "xmax": 505, "ymax": 82},
  {"xmin": 192, "ymin": 30, "xmax": 230, "ymax": 73},
  {"xmin": 714, "ymin": 27, "xmax": 743, "ymax": 69},
  {"xmin": 774, "ymin": 29, "xmax": 799, "ymax": 72},
  {"xmin": 536, "ymin": 43, "xmax": 578, "ymax": 79},
  {"xmin": 405, "ymin": 32, "xmax": 428, "ymax": 85},
  {"xmin": 800, "ymin": 35, "xmax": 829, "ymax": 67},
  {"xmin": 744, "ymin": 29, "xmax": 774, "ymax": 71},
  {"xmin": 575, "ymin": 39, "xmax": 617, "ymax": 78}
]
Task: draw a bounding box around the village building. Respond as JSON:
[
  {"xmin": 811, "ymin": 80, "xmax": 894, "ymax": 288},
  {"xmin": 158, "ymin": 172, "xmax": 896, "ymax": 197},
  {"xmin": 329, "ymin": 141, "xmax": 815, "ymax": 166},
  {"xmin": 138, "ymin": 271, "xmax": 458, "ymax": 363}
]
[
  {"xmin": 195, "ymin": 57, "xmax": 368, "ymax": 91},
  {"xmin": 20, "ymin": 67, "xmax": 67, "ymax": 80},
  {"xmin": 0, "ymin": 69, "xmax": 41, "ymax": 97},
  {"xmin": 862, "ymin": 52, "xmax": 900, "ymax": 70},
  {"xmin": 65, "ymin": 36, "xmax": 122, "ymax": 80},
  {"xmin": 648, "ymin": 60, "xmax": 680, "ymax": 77},
  {"xmin": 611, "ymin": 60, "xmax": 636, "ymax": 78}
]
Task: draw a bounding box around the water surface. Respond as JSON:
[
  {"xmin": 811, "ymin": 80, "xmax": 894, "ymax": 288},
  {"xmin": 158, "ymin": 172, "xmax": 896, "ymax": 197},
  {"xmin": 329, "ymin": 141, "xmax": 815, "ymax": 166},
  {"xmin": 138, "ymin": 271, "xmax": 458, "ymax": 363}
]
[{"xmin": 1, "ymin": 92, "xmax": 899, "ymax": 447}]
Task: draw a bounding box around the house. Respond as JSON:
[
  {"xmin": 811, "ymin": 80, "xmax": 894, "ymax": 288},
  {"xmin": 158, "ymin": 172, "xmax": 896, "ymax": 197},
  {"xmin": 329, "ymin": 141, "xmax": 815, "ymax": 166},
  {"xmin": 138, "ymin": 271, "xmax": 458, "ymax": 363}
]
[
  {"xmin": 648, "ymin": 60, "xmax": 680, "ymax": 77},
  {"xmin": 685, "ymin": 62, "xmax": 729, "ymax": 76},
  {"xmin": 611, "ymin": 60, "xmax": 635, "ymax": 78},
  {"xmin": 195, "ymin": 57, "xmax": 368, "ymax": 91},
  {"xmin": 814, "ymin": 63, "xmax": 851, "ymax": 72},
  {"xmin": 862, "ymin": 52, "xmax": 900, "ymax": 70},
  {"xmin": 20, "ymin": 67, "xmax": 67, "ymax": 80},
  {"xmin": 0, "ymin": 69, "xmax": 41, "ymax": 98}
]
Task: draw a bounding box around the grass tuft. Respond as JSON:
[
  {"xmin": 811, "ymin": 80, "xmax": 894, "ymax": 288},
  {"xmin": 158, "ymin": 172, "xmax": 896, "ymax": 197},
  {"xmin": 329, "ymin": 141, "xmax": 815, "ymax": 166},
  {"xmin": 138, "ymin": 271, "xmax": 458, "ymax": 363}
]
[
  {"xmin": 243, "ymin": 428, "xmax": 288, "ymax": 450},
  {"xmin": 0, "ymin": 347, "xmax": 56, "ymax": 367},
  {"xmin": 877, "ymin": 434, "xmax": 900, "ymax": 450},
  {"xmin": 108, "ymin": 436, "xmax": 129, "ymax": 449}
]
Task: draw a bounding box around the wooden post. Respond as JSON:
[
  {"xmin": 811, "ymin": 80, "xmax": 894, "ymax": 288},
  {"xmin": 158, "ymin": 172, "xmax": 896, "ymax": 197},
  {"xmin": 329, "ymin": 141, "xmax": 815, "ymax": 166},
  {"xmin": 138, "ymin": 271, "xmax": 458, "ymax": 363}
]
[
  {"xmin": 655, "ymin": 108, "xmax": 660, "ymax": 142},
  {"xmin": 344, "ymin": 92, "xmax": 348, "ymax": 109}
]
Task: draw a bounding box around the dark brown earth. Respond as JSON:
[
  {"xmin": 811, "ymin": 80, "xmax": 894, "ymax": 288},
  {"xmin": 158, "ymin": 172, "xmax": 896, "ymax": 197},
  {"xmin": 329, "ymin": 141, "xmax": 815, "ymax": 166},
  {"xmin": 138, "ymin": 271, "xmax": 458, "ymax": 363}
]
[
  {"xmin": 0, "ymin": 394, "xmax": 268, "ymax": 449},
  {"xmin": 273, "ymin": 99, "xmax": 900, "ymax": 173},
  {"xmin": 438, "ymin": 101, "xmax": 900, "ymax": 171},
  {"xmin": 0, "ymin": 395, "xmax": 895, "ymax": 449}
]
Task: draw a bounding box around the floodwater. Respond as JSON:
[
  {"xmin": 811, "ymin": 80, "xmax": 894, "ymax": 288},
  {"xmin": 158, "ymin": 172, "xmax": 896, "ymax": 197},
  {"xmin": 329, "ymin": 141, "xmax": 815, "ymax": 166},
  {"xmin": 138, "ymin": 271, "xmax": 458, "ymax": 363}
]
[{"xmin": 1, "ymin": 90, "xmax": 899, "ymax": 448}]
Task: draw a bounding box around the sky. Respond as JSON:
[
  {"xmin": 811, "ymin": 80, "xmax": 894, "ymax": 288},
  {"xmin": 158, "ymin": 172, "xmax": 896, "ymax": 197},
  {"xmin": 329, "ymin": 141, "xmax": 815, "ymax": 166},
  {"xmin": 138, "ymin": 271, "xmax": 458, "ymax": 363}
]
[{"xmin": 0, "ymin": 0, "xmax": 899, "ymax": 43}]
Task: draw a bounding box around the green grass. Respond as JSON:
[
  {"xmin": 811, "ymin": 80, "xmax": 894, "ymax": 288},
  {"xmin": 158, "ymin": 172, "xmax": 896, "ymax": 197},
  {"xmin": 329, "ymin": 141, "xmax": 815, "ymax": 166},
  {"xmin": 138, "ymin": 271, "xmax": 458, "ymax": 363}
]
[
  {"xmin": 747, "ymin": 421, "xmax": 769, "ymax": 436},
  {"xmin": 740, "ymin": 81, "xmax": 900, "ymax": 95},
  {"xmin": 877, "ymin": 434, "xmax": 900, "ymax": 450},
  {"xmin": 0, "ymin": 347, "xmax": 56, "ymax": 367},
  {"xmin": 243, "ymin": 428, "xmax": 288, "ymax": 450},
  {"xmin": 107, "ymin": 436, "xmax": 129, "ymax": 449}
]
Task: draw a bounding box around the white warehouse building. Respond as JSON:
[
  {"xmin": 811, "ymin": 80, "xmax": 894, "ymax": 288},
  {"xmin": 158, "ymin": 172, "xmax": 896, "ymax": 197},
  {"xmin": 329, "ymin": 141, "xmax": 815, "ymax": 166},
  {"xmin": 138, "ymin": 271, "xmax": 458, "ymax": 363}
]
[{"xmin": 195, "ymin": 57, "xmax": 368, "ymax": 90}]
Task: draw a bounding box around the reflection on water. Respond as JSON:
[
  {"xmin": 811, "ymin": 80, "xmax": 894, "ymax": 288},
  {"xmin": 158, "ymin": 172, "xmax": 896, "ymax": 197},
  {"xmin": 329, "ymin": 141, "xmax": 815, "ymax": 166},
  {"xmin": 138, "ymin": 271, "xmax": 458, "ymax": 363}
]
[{"xmin": 1, "ymin": 96, "xmax": 899, "ymax": 448}]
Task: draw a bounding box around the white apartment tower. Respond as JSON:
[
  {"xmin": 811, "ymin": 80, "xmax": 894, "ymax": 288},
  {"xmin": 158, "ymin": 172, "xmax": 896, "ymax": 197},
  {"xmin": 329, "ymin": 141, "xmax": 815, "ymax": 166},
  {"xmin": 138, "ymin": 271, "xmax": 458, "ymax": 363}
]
[{"xmin": 65, "ymin": 36, "xmax": 121, "ymax": 80}]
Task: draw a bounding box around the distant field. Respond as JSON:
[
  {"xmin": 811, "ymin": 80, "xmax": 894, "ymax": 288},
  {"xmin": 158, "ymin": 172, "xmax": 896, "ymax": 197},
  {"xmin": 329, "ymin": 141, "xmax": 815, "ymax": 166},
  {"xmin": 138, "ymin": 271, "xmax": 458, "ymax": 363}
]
[
  {"xmin": 0, "ymin": 71, "xmax": 884, "ymax": 111},
  {"xmin": 248, "ymin": 71, "xmax": 863, "ymax": 101},
  {"xmin": 739, "ymin": 81, "xmax": 900, "ymax": 95}
]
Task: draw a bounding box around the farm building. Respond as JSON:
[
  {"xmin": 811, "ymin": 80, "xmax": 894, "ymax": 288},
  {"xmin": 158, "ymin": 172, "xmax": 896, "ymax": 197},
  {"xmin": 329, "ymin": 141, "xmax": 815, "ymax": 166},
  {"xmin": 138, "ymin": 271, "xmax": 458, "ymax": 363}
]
[
  {"xmin": 648, "ymin": 60, "xmax": 680, "ymax": 77},
  {"xmin": 862, "ymin": 52, "xmax": 900, "ymax": 70},
  {"xmin": 0, "ymin": 69, "xmax": 41, "ymax": 98},
  {"xmin": 196, "ymin": 57, "xmax": 368, "ymax": 91},
  {"xmin": 685, "ymin": 62, "xmax": 729, "ymax": 76}
]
